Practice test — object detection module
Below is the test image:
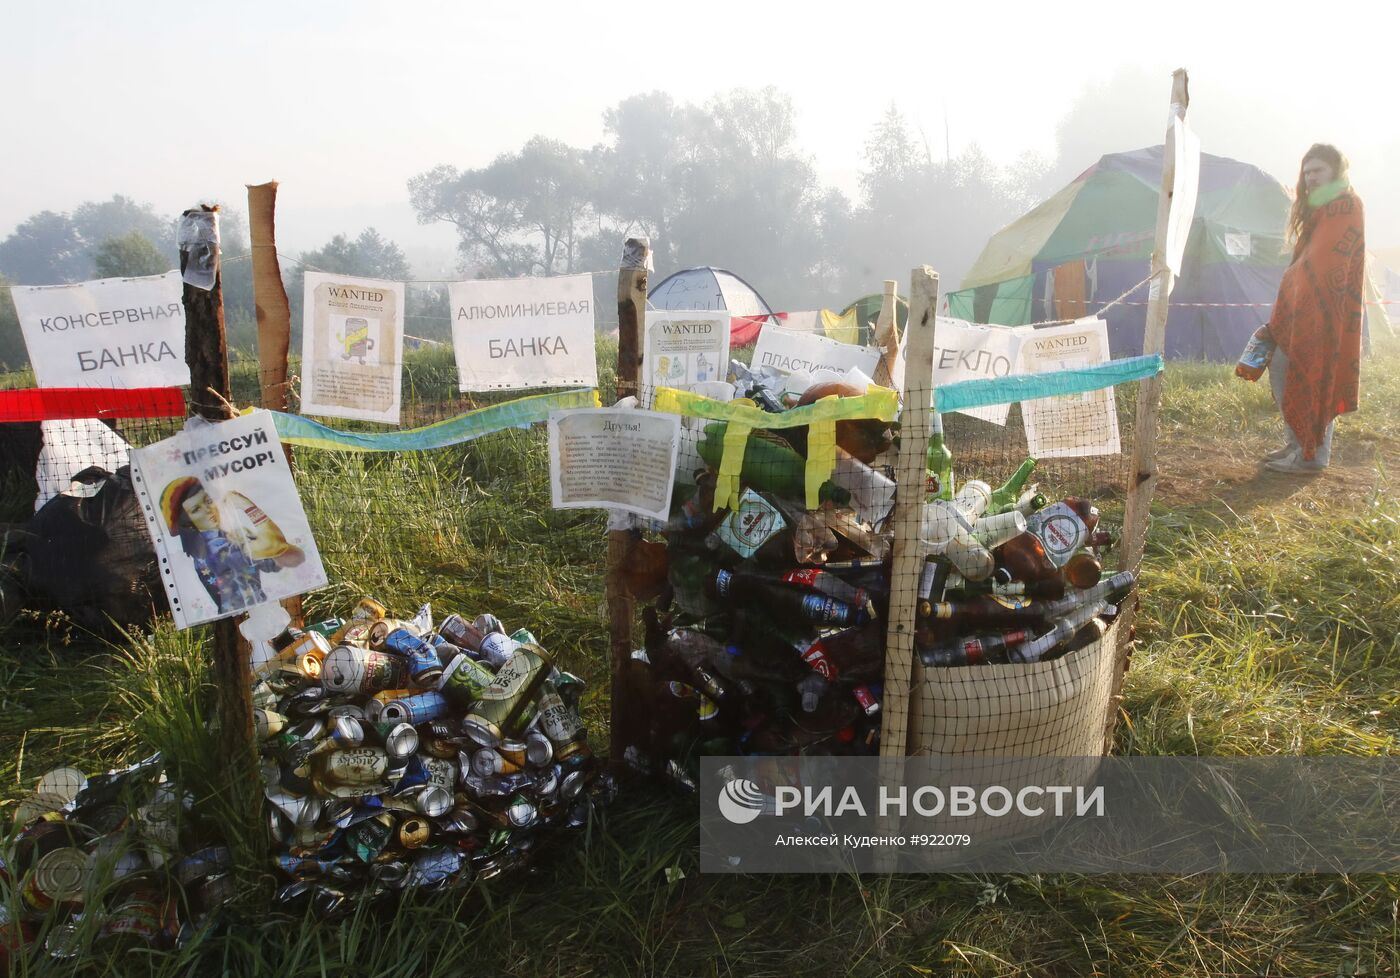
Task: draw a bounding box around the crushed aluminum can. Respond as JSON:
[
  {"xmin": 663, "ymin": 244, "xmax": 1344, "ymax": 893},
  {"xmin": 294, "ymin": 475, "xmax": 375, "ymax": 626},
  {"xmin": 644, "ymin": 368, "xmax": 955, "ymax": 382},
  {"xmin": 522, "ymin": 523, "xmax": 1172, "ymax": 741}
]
[
  {"xmin": 471, "ymin": 748, "xmax": 520, "ymax": 779},
  {"xmin": 382, "ymin": 628, "xmax": 445, "ymax": 688},
  {"xmin": 415, "ymin": 786, "xmax": 453, "ymax": 819},
  {"xmin": 505, "ymin": 795, "xmax": 538, "ymax": 830},
  {"xmin": 398, "ymin": 816, "xmax": 432, "ymax": 849},
  {"xmin": 407, "ymin": 849, "xmax": 464, "ymax": 888},
  {"xmin": 331, "ymin": 716, "xmax": 365, "ymax": 748},
  {"xmin": 378, "ymin": 722, "xmax": 419, "ymax": 761},
  {"xmin": 524, "ymin": 730, "xmax": 554, "ymax": 768},
  {"xmin": 378, "ymin": 691, "xmax": 449, "ymax": 726}
]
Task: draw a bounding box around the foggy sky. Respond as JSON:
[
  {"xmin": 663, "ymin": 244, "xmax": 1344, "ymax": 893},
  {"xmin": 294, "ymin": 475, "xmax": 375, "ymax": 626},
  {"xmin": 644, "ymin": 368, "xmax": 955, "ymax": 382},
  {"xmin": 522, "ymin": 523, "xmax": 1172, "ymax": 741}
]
[{"xmin": 3, "ymin": 0, "xmax": 1396, "ymax": 276}]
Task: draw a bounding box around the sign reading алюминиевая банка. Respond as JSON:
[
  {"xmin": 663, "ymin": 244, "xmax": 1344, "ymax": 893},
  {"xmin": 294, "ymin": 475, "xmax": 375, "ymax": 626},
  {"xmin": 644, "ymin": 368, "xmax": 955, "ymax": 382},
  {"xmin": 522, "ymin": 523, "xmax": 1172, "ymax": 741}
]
[{"xmin": 449, "ymin": 274, "xmax": 598, "ymax": 391}]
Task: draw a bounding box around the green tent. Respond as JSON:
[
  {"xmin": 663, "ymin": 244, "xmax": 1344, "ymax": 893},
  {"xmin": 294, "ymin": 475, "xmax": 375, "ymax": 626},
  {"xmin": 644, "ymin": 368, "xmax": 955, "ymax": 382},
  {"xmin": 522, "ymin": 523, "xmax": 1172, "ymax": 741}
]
[{"xmin": 947, "ymin": 145, "xmax": 1291, "ymax": 360}]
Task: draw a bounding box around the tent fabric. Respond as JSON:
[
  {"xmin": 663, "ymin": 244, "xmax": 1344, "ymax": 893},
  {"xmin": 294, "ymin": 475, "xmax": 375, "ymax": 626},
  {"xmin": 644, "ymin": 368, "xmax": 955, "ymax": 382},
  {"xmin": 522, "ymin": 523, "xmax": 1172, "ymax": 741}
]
[
  {"xmin": 949, "ymin": 146, "xmax": 1293, "ymax": 361},
  {"xmin": 648, "ymin": 266, "xmax": 777, "ymax": 346},
  {"xmin": 841, "ymin": 293, "xmax": 909, "ymax": 346}
]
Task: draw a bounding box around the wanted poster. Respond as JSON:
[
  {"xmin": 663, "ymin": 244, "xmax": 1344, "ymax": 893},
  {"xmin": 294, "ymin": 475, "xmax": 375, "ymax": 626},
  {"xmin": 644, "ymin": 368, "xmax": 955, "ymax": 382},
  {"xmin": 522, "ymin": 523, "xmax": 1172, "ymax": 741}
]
[{"xmin": 301, "ymin": 272, "xmax": 405, "ymax": 424}]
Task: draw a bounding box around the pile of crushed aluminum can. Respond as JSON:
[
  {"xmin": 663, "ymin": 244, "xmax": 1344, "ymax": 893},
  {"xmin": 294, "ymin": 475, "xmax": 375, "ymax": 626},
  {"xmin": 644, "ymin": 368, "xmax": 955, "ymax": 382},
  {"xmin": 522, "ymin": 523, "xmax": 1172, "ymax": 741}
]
[
  {"xmin": 1, "ymin": 755, "xmax": 232, "ymax": 963},
  {"xmin": 255, "ymin": 598, "xmax": 610, "ymax": 913}
]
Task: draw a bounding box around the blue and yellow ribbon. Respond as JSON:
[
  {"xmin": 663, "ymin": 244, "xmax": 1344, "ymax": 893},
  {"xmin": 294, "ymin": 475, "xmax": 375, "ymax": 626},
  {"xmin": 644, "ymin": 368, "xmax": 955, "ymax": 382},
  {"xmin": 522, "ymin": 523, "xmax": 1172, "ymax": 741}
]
[{"xmin": 267, "ymin": 388, "xmax": 601, "ymax": 452}]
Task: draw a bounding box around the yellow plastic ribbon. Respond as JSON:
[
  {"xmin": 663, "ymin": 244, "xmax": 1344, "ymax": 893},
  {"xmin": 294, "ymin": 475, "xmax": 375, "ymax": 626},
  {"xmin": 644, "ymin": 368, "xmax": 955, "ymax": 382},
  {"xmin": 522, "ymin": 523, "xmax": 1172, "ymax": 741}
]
[
  {"xmin": 653, "ymin": 385, "xmax": 897, "ymax": 512},
  {"xmin": 716, "ymin": 422, "xmax": 753, "ymax": 513},
  {"xmin": 805, "ymin": 414, "xmax": 839, "ymax": 510}
]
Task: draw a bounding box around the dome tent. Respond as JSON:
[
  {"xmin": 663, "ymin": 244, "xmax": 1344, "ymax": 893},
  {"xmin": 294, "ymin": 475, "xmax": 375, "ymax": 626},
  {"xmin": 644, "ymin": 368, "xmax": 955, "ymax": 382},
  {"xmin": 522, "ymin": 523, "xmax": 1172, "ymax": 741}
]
[
  {"xmin": 947, "ymin": 146, "xmax": 1292, "ymax": 361},
  {"xmin": 648, "ymin": 266, "xmax": 776, "ymax": 345}
]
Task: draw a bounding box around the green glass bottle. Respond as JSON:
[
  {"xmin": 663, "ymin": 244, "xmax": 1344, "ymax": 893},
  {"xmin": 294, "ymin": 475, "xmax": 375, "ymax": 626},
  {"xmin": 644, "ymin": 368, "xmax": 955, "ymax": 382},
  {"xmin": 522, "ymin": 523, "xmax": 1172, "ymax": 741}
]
[
  {"xmin": 925, "ymin": 412, "xmax": 954, "ymax": 502},
  {"xmin": 988, "ymin": 458, "xmax": 1038, "ymax": 514}
]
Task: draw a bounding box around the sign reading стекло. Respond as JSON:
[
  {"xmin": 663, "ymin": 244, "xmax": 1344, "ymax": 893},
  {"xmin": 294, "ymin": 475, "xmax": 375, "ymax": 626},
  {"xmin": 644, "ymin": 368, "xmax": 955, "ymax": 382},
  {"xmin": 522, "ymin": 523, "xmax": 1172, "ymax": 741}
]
[
  {"xmin": 449, "ymin": 274, "xmax": 598, "ymax": 391},
  {"xmin": 11, "ymin": 271, "xmax": 190, "ymax": 388}
]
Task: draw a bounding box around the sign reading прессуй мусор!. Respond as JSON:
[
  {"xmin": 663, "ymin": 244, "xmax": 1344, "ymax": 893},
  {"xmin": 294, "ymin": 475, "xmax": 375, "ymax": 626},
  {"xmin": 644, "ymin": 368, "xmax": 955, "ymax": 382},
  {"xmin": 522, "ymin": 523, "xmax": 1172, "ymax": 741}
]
[
  {"xmin": 11, "ymin": 271, "xmax": 190, "ymax": 388},
  {"xmin": 449, "ymin": 273, "xmax": 598, "ymax": 391},
  {"xmin": 130, "ymin": 410, "xmax": 327, "ymax": 629}
]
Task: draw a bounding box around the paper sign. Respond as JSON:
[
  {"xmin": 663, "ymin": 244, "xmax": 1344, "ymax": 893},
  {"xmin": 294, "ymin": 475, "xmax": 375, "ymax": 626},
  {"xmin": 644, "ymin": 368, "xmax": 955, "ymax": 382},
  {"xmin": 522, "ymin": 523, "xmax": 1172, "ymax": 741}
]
[
  {"xmin": 300, "ymin": 272, "xmax": 405, "ymax": 424},
  {"xmin": 752, "ymin": 325, "xmax": 879, "ymax": 379},
  {"xmin": 644, "ymin": 310, "xmax": 730, "ymax": 390},
  {"xmin": 11, "ymin": 271, "xmax": 190, "ymax": 388},
  {"xmin": 1017, "ymin": 318, "xmax": 1121, "ymax": 458},
  {"xmin": 548, "ymin": 409, "xmax": 680, "ymax": 522},
  {"xmin": 449, "ymin": 274, "xmax": 598, "ymax": 390},
  {"xmin": 1224, "ymin": 232, "xmax": 1252, "ymax": 258},
  {"xmin": 130, "ymin": 410, "xmax": 326, "ymax": 628},
  {"xmin": 1165, "ymin": 115, "xmax": 1202, "ymax": 281},
  {"xmin": 894, "ymin": 317, "xmax": 1026, "ymax": 425}
]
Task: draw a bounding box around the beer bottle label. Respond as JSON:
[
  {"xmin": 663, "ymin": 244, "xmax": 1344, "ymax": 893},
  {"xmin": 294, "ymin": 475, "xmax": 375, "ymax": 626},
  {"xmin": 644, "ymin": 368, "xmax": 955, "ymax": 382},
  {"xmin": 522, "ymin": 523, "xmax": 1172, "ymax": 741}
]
[{"xmin": 1027, "ymin": 503, "xmax": 1088, "ymax": 567}]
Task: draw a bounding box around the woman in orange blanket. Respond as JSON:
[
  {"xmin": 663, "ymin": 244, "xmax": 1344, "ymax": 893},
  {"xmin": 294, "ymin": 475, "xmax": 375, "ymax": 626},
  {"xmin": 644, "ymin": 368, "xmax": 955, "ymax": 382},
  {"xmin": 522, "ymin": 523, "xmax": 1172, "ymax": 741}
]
[{"xmin": 1261, "ymin": 144, "xmax": 1366, "ymax": 474}]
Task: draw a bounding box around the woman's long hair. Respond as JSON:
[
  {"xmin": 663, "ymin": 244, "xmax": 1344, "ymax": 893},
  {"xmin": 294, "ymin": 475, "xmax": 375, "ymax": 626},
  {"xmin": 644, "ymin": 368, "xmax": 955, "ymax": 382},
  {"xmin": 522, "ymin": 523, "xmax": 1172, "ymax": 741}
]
[{"xmin": 1286, "ymin": 143, "xmax": 1349, "ymax": 250}]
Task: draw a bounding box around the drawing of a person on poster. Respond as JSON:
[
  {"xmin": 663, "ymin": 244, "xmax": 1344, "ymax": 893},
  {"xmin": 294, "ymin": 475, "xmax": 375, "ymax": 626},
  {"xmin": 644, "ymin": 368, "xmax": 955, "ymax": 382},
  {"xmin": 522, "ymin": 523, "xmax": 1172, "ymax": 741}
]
[{"xmin": 159, "ymin": 477, "xmax": 306, "ymax": 614}]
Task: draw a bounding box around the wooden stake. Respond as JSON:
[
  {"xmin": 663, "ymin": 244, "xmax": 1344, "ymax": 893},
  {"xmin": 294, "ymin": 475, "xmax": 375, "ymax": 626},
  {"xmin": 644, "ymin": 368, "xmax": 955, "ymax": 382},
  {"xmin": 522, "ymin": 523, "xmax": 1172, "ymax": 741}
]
[
  {"xmin": 1120, "ymin": 69, "xmax": 1189, "ymax": 575},
  {"xmin": 1112, "ymin": 69, "xmax": 1190, "ymax": 749},
  {"xmin": 247, "ymin": 182, "xmax": 291, "ymax": 411},
  {"xmin": 607, "ymin": 238, "xmax": 651, "ymax": 772},
  {"xmin": 246, "ymin": 181, "xmax": 303, "ymax": 628},
  {"xmin": 180, "ymin": 204, "xmax": 255, "ymax": 769},
  {"xmin": 880, "ymin": 265, "xmax": 938, "ymax": 759},
  {"xmin": 872, "ymin": 278, "xmax": 901, "ymax": 388}
]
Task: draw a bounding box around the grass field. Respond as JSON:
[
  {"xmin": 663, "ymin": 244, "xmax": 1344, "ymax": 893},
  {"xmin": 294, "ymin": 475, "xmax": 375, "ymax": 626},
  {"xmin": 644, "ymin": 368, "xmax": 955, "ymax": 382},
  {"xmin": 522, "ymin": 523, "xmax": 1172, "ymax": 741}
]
[{"xmin": 1, "ymin": 335, "xmax": 1398, "ymax": 977}]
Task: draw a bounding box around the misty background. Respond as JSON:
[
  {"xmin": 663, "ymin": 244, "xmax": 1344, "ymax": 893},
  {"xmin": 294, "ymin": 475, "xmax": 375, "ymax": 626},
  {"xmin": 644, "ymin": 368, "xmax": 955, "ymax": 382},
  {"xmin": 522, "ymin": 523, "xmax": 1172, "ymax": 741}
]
[{"xmin": 1, "ymin": 3, "xmax": 1396, "ymax": 367}]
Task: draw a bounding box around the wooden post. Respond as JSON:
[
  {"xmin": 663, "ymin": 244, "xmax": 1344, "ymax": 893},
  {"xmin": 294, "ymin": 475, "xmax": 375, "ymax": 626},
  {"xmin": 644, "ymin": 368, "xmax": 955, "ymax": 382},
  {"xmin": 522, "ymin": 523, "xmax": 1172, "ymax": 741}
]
[
  {"xmin": 872, "ymin": 278, "xmax": 901, "ymax": 388},
  {"xmin": 180, "ymin": 205, "xmax": 255, "ymax": 767},
  {"xmin": 607, "ymin": 237, "xmax": 651, "ymax": 771},
  {"xmin": 246, "ymin": 181, "xmax": 302, "ymax": 627},
  {"xmin": 880, "ymin": 266, "xmax": 939, "ymax": 759},
  {"xmin": 1120, "ymin": 68, "xmax": 1189, "ymax": 575},
  {"xmin": 1111, "ymin": 69, "xmax": 1190, "ymax": 749},
  {"xmin": 247, "ymin": 182, "xmax": 292, "ymax": 411}
]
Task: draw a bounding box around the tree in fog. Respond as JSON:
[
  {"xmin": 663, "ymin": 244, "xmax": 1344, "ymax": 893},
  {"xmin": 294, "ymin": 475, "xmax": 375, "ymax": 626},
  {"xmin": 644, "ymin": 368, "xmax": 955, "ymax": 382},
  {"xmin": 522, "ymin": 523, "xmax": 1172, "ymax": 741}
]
[
  {"xmin": 93, "ymin": 230, "xmax": 168, "ymax": 278},
  {"xmin": 0, "ymin": 195, "xmax": 176, "ymax": 286},
  {"xmin": 0, "ymin": 276, "xmax": 22, "ymax": 372},
  {"xmin": 409, "ymin": 137, "xmax": 598, "ymax": 277},
  {"xmin": 849, "ymin": 105, "xmax": 1045, "ymax": 290}
]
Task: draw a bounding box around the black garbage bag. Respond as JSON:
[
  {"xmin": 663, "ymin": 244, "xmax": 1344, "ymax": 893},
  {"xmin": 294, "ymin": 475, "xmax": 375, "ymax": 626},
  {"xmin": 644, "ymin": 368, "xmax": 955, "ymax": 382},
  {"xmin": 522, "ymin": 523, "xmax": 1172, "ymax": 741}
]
[{"xmin": 9, "ymin": 464, "xmax": 168, "ymax": 632}]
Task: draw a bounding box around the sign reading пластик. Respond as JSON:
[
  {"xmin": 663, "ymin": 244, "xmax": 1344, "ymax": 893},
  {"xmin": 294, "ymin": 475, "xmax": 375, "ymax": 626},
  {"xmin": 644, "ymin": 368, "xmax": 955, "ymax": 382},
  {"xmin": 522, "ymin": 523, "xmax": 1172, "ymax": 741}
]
[
  {"xmin": 11, "ymin": 271, "xmax": 190, "ymax": 388},
  {"xmin": 449, "ymin": 274, "xmax": 598, "ymax": 391}
]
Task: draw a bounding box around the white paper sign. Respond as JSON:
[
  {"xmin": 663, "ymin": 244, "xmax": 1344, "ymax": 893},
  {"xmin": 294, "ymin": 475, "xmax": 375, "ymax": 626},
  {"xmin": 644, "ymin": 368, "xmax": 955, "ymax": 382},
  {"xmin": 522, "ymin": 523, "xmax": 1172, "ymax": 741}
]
[
  {"xmin": 300, "ymin": 272, "xmax": 405, "ymax": 424},
  {"xmin": 752, "ymin": 325, "xmax": 879, "ymax": 379},
  {"xmin": 894, "ymin": 317, "xmax": 1026, "ymax": 425},
  {"xmin": 644, "ymin": 311, "xmax": 730, "ymax": 389},
  {"xmin": 1224, "ymin": 232, "xmax": 1251, "ymax": 258},
  {"xmin": 548, "ymin": 409, "xmax": 680, "ymax": 522},
  {"xmin": 449, "ymin": 274, "xmax": 598, "ymax": 390},
  {"xmin": 130, "ymin": 410, "xmax": 327, "ymax": 628},
  {"xmin": 1165, "ymin": 115, "xmax": 1202, "ymax": 281},
  {"xmin": 11, "ymin": 271, "xmax": 189, "ymax": 388},
  {"xmin": 1017, "ymin": 317, "xmax": 1121, "ymax": 459}
]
